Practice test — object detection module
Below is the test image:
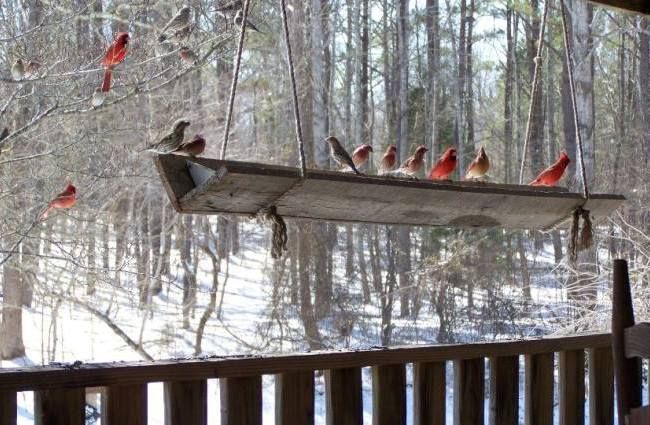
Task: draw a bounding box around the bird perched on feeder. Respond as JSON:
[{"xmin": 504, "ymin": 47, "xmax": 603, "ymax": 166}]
[
  {"xmin": 429, "ymin": 147, "xmax": 457, "ymax": 181},
  {"xmin": 378, "ymin": 145, "xmax": 398, "ymax": 175},
  {"xmin": 41, "ymin": 182, "xmax": 77, "ymax": 220},
  {"xmin": 529, "ymin": 151, "xmax": 571, "ymax": 187},
  {"xmin": 158, "ymin": 6, "xmax": 192, "ymax": 43},
  {"xmin": 101, "ymin": 32, "xmax": 129, "ymax": 93},
  {"xmin": 351, "ymin": 144, "xmax": 373, "ymax": 169},
  {"xmin": 172, "ymin": 134, "xmax": 206, "ymax": 157},
  {"xmin": 11, "ymin": 59, "xmax": 24, "ymax": 81},
  {"xmin": 465, "ymin": 146, "xmax": 489, "ymax": 181},
  {"xmin": 324, "ymin": 136, "xmax": 361, "ymax": 175},
  {"xmin": 179, "ymin": 46, "xmax": 198, "ymax": 65},
  {"xmin": 234, "ymin": 9, "xmax": 261, "ymax": 32},
  {"xmin": 392, "ymin": 145, "xmax": 429, "ymax": 178},
  {"xmin": 145, "ymin": 119, "xmax": 191, "ymax": 153}
]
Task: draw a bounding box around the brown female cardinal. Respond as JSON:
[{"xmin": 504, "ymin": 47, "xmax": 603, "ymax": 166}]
[{"xmin": 465, "ymin": 146, "xmax": 490, "ymax": 180}]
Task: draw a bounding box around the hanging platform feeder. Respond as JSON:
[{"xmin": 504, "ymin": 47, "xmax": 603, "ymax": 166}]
[{"xmin": 155, "ymin": 154, "xmax": 624, "ymax": 229}]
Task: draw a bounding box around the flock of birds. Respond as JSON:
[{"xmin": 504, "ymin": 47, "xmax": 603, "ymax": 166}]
[{"xmin": 25, "ymin": 2, "xmax": 572, "ymax": 221}]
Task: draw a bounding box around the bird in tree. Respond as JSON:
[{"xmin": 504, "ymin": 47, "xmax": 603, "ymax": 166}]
[
  {"xmin": 158, "ymin": 6, "xmax": 192, "ymax": 43},
  {"xmin": 172, "ymin": 134, "xmax": 206, "ymax": 157},
  {"xmin": 216, "ymin": 0, "xmax": 242, "ymax": 13},
  {"xmin": 325, "ymin": 136, "xmax": 361, "ymax": 175},
  {"xmin": 529, "ymin": 151, "xmax": 571, "ymax": 187},
  {"xmin": 351, "ymin": 144, "xmax": 373, "ymax": 168},
  {"xmin": 378, "ymin": 145, "xmax": 398, "ymax": 175},
  {"xmin": 25, "ymin": 60, "xmax": 41, "ymax": 77},
  {"xmin": 465, "ymin": 146, "xmax": 489, "ymax": 181},
  {"xmin": 41, "ymin": 182, "xmax": 77, "ymax": 220},
  {"xmin": 11, "ymin": 59, "xmax": 24, "ymax": 81},
  {"xmin": 101, "ymin": 32, "xmax": 129, "ymax": 93},
  {"xmin": 396, "ymin": 145, "xmax": 429, "ymax": 178},
  {"xmin": 146, "ymin": 119, "xmax": 191, "ymax": 153},
  {"xmin": 234, "ymin": 10, "xmax": 261, "ymax": 32},
  {"xmin": 429, "ymin": 147, "xmax": 457, "ymax": 181},
  {"xmin": 179, "ymin": 46, "xmax": 198, "ymax": 65}
]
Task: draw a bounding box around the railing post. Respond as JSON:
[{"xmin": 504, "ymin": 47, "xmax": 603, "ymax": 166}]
[
  {"xmin": 164, "ymin": 380, "xmax": 207, "ymax": 425},
  {"xmin": 612, "ymin": 259, "xmax": 642, "ymax": 425},
  {"xmin": 372, "ymin": 364, "xmax": 406, "ymax": 425},
  {"xmin": 525, "ymin": 353, "xmax": 554, "ymax": 425},
  {"xmin": 559, "ymin": 350, "xmax": 585, "ymax": 425},
  {"xmin": 453, "ymin": 358, "xmax": 485, "ymax": 425},
  {"xmin": 325, "ymin": 368, "xmax": 362, "ymax": 425},
  {"xmin": 588, "ymin": 347, "xmax": 614, "ymax": 425},
  {"xmin": 489, "ymin": 356, "xmax": 519, "ymax": 425},
  {"xmin": 0, "ymin": 390, "xmax": 16, "ymax": 425},
  {"xmin": 34, "ymin": 387, "xmax": 85, "ymax": 425},
  {"xmin": 414, "ymin": 362, "xmax": 446, "ymax": 425},
  {"xmin": 220, "ymin": 376, "xmax": 262, "ymax": 425},
  {"xmin": 275, "ymin": 371, "xmax": 314, "ymax": 425},
  {"xmin": 103, "ymin": 383, "xmax": 148, "ymax": 425}
]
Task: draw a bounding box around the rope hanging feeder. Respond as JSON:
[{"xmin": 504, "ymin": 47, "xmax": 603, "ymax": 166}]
[{"xmin": 220, "ymin": 0, "xmax": 308, "ymax": 259}]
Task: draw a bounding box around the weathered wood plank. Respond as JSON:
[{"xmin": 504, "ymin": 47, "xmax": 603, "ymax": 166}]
[
  {"xmin": 220, "ymin": 376, "xmax": 262, "ymax": 425},
  {"xmin": 625, "ymin": 323, "xmax": 650, "ymax": 358},
  {"xmin": 325, "ymin": 368, "xmax": 362, "ymax": 425},
  {"xmin": 525, "ymin": 353, "xmax": 554, "ymax": 425},
  {"xmin": 559, "ymin": 350, "xmax": 585, "ymax": 425},
  {"xmin": 588, "ymin": 347, "xmax": 614, "ymax": 425},
  {"xmin": 453, "ymin": 358, "xmax": 485, "ymax": 425},
  {"xmin": 372, "ymin": 364, "xmax": 406, "ymax": 425},
  {"xmin": 34, "ymin": 387, "xmax": 85, "ymax": 425},
  {"xmin": 588, "ymin": 0, "xmax": 650, "ymax": 14},
  {"xmin": 489, "ymin": 356, "xmax": 519, "ymax": 425},
  {"xmin": 155, "ymin": 156, "xmax": 624, "ymax": 229},
  {"xmin": 164, "ymin": 380, "xmax": 207, "ymax": 425},
  {"xmin": 414, "ymin": 362, "xmax": 446, "ymax": 425},
  {"xmin": 0, "ymin": 333, "xmax": 611, "ymax": 391},
  {"xmin": 612, "ymin": 259, "xmax": 642, "ymax": 425},
  {"xmin": 104, "ymin": 383, "xmax": 147, "ymax": 425},
  {"xmin": 628, "ymin": 406, "xmax": 650, "ymax": 425},
  {"xmin": 0, "ymin": 390, "xmax": 16, "ymax": 425},
  {"xmin": 275, "ymin": 371, "xmax": 314, "ymax": 425}
]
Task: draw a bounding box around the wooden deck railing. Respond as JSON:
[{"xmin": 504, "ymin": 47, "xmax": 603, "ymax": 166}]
[{"xmin": 0, "ymin": 333, "xmax": 618, "ymax": 425}]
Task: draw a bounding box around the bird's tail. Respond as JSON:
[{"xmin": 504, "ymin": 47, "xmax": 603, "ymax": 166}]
[
  {"xmin": 101, "ymin": 68, "xmax": 113, "ymax": 93},
  {"xmin": 39, "ymin": 204, "xmax": 53, "ymax": 221},
  {"xmin": 529, "ymin": 178, "xmax": 541, "ymax": 186},
  {"xmin": 158, "ymin": 34, "xmax": 167, "ymax": 43}
]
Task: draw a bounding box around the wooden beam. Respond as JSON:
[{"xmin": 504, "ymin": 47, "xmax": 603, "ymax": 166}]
[
  {"xmin": 164, "ymin": 380, "xmax": 207, "ymax": 425},
  {"xmin": 588, "ymin": 0, "xmax": 650, "ymax": 15},
  {"xmin": 453, "ymin": 358, "xmax": 485, "ymax": 425},
  {"xmin": 0, "ymin": 333, "xmax": 611, "ymax": 392},
  {"xmin": 413, "ymin": 362, "xmax": 446, "ymax": 425},
  {"xmin": 559, "ymin": 350, "xmax": 585, "ymax": 425},
  {"xmin": 104, "ymin": 383, "xmax": 147, "ymax": 425},
  {"xmin": 625, "ymin": 323, "xmax": 650, "ymax": 358},
  {"xmin": 588, "ymin": 347, "xmax": 614, "ymax": 425},
  {"xmin": 34, "ymin": 387, "xmax": 85, "ymax": 425},
  {"xmin": 612, "ymin": 259, "xmax": 642, "ymax": 425},
  {"xmin": 0, "ymin": 390, "xmax": 16, "ymax": 425},
  {"xmin": 325, "ymin": 368, "xmax": 362, "ymax": 425},
  {"xmin": 489, "ymin": 356, "xmax": 519, "ymax": 425},
  {"xmin": 220, "ymin": 376, "xmax": 262, "ymax": 425},
  {"xmin": 525, "ymin": 353, "xmax": 554, "ymax": 425},
  {"xmin": 372, "ymin": 364, "xmax": 406, "ymax": 425},
  {"xmin": 275, "ymin": 371, "xmax": 314, "ymax": 425},
  {"xmin": 155, "ymin": 156, "xmax": 624, "ymax": 230},
  {"xmin": 627, "ymin": 406, "xmax": 650, "ymax": 425}
]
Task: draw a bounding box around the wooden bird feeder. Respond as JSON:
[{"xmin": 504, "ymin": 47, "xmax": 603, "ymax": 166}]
[{"xmin": 155, "ymin": 154, "xmax": 624, "ymax": 229}]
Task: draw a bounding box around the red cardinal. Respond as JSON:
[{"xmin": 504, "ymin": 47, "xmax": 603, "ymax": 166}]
[
  {"xmin": 530, "ymin": 151, "xmax": 571, "ymax": 187},
  {"xmin": 378, "ymin": 145, "xmax": 397, "ymax": 174},
  {"xmin": 399, "ymin": 145, "xmax": 429, "ymax": 177},
  {"xmin": 351, "ymin": 144, "xmax": 373, "ymax": 168},
  {"xmin": 173, "ymin": 134, "xmax": 206, "ymax": 157},
  {"xmin": 41, "ymin": 183, "xmax": 77, "ymax": 220},
  {"xmin": 429, "ymin": 147, "xmax": 457, "ymax": 181},
  {"xmin": 101, "ymin": 32, "xmax": 130, "ymax": 93}
]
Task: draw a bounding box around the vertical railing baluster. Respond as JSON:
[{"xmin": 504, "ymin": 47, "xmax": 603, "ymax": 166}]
[
  {"xmin": 103, "ymin": 383, "xmax": 148, "ymax": 425},
  {"xmin": 454, "ymin": 358, "xmax": 485, "ymax": 425},
  {"xmin": 588, "ymin": 347, "xmax": 614, "ymax": 425},
  {"xmin": 325, "ymin": 367, "xmax": 363, "ymax": 425},
  {"xmin": 220, "ymin": 376, "xmax": 262, "ymax": 425},
  {"xmin": 164, "ymin": 380, "xmax": 207, "ymax": 425},
  {"xmin": 275, "ymin": 371, "xmax": 314, "ymax": 425},
  {"xmin": 413, "ymin": 361, "xmax": 445, "ymax": 425},
  {"xmin": 0, "ymin": 390, "xmax": 16, "ymax": 425},
  {"xmin": 34, "ymin": 387, "xmax": 85, "ymax": 425},
  {"xmin": 559, "ymin": 350, "xmax": 585, "ymax": 425},
  {"xmin": 525, "ymin": 353, "xmax": 554, "ymax": 425},
  {"xmin": 372, "ymin": 364, "xmax": 406, "ymax": 425},
  {"xmin": 489, "ymin": 356, "xmax": 519, "ymax": 425}
]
